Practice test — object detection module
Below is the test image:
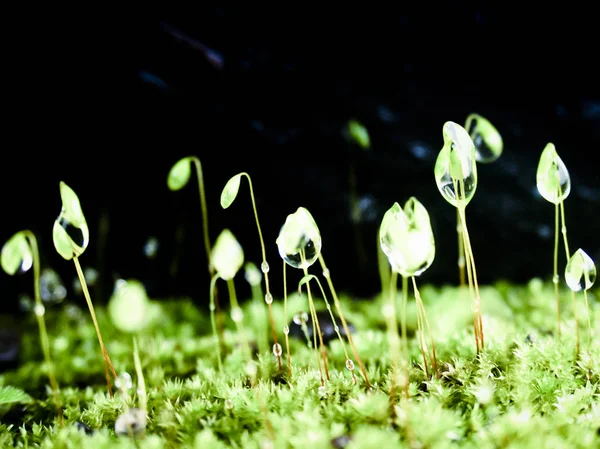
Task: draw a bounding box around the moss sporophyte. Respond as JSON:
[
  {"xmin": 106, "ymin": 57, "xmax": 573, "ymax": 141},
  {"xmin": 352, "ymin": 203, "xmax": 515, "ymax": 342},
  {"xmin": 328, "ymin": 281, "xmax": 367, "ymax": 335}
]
[{"xmin": 1, "ymin": 117, "xmax": 598, "ymax": 448}]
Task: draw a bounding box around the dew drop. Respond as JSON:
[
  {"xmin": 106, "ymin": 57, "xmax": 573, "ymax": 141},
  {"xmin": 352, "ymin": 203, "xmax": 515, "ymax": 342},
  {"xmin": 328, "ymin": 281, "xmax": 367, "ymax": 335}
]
[
  {"xmin": 552, "ymin": 274, "xmax": 560, "ymax": 284},
  {"xmin": 345, "ymin": 359, "xmax": 355, "ymax": 371},
  {"xmin": 261, "ymin": 261, "xmax": 270, "ymax": 273},
  {"xmin": 225, "ymin": 399, "xmax": 233, "ymax": 410},
  {"xmin": 272, "ymin": 343, "xmax": 282, "ymax": 357},
  {"xmin": 231, "ymin": 307, "xmax": 243, "ymax": 322},
  {"xmin": 283, "ymin": 325, "xmax": 289, "ymax": 335},
  {"xmin": 536, "ymin": 143, "xmax": 571, "ymax": 205},
  {"xmin": 115, "ymin": 372, "xmax": 133, "ymax": 392},
  {"xmin": 264, "ymin": 292, "xmax": 273, "ymax": 305},
  {"xmin": 276, "ymin": 207, "xmax": 322, "ymax": 269},
  {"xmin": 565, "ymin": 249, "xmax": 597, "ymax": 292},
  {"xmin": 561, "ymin": 225, "xmax": 567, "ymax": 235},
  {"xmin": 33, "ymin": 303, "xmax": 45, "ymax": 317},
  {"xmin": 434, "ymin": 121, "xmax": 478, "ymax": 208},
  {"xmin": 322, "ymin": 268, "xmax": 330, "ymax": 279}
]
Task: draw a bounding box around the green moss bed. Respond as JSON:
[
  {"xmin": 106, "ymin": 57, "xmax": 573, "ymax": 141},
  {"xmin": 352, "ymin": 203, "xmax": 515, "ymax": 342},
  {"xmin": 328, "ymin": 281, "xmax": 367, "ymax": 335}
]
[{"xmin": 1, "ymin": 278, "xmax": 599, "ymax": 448}]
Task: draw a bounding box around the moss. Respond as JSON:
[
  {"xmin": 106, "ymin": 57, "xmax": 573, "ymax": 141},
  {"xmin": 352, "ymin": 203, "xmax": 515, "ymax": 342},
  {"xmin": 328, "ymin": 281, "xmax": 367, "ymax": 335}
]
[{"xmin": 0, "ymin": 279, "xmax": 599, "ymax": 448}]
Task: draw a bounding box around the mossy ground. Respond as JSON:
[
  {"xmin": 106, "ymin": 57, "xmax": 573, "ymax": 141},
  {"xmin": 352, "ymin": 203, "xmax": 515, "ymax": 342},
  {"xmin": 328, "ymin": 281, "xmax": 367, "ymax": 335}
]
[{"xmin": 1, "ymin": 278, "xmax": 599, "ymax": 448}]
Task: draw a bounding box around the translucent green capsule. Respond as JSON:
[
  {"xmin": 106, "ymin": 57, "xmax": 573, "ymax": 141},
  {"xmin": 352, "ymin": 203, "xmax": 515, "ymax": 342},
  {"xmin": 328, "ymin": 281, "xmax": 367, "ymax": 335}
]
[
  {"xmin": 565, "ymin": 248, "xmax": 596, "ymax": 292},
  {"xmin": 379, "ymin": 198, "xmax": 435, "ymax": 277},
  {"xmin": 536, "ymin": 143, "xmax": 571, "ymax": 205},
  {"xmin": 108, "ymin": 279, "xmax": 151, "ymax": 333},
  {"xmin": 434, "ymin": 121, "xmax": 478, "ymax": 208},
  {"xmin": 53, "ymin": 181, "xmax": 89, "ymax": 260},
  {"xmin": 211, "ymin": 229, "xmax": 244, "ymax": 280},
  {"xmin": 1, "ymin": 232, "xmax": 32, "ymax": 275},
  {"xmin": 348, "ymin": 119, "xmax": 371, "ymax": 150},
  {"xmin": 276, "ymin": 207, "xmax": 322, "ymax": 269},
  {"xmin": 465, "ymin": 113, "xmax": 503, "ymax": 163}
]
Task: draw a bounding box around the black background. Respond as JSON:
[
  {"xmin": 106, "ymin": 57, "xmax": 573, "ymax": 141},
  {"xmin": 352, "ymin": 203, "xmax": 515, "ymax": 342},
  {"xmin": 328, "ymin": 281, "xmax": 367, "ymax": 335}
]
[{"xmin": 1, "ymin": 6, "xmax": 599, "ymax": 315}]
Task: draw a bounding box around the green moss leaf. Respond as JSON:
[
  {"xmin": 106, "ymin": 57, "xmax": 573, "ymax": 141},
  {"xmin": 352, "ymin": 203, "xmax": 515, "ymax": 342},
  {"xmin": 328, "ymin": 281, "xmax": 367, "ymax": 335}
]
[{"xmin": 0, "ymin": 386, "xmax": 33, "ymax": 405}]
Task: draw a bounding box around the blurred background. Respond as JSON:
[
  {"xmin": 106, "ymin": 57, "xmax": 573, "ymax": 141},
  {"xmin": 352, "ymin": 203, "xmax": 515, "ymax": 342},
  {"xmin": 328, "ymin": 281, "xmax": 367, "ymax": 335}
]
[{"xmin": 1, "ymin": 5, "xmax": 599, "ymax": 319}]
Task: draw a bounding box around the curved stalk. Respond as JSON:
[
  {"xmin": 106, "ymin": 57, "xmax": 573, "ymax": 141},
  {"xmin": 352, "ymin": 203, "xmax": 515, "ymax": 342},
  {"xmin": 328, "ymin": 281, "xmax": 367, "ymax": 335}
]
[
  {"xmin": 239, "ymin": 172, "xmax": 281, "ymax": 370},
  {"xmin": 73, "ymin": 255, "xmax": 116, "ymax": 396},
  {"xmin": 24, "ymin": 231, "xmax": 63, "ymax": 426}
]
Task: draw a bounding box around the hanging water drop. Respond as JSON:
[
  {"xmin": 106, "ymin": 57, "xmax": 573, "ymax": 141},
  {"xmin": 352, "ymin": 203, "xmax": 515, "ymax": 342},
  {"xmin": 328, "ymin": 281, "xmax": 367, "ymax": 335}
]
[
  {"xmin": 276, "ymin": 207, "xmax": 322, "ymax": 269},
  {"xmin": 345, "ymin": 359, "xmax": 355, "ymax": 371},
  {"xmin": 260, "ymin": 261, "xmax": 270, "ymax": 273},
  {"xmin": 225, "ymin": 399, "xmax": 233, "ymax": 410},
  {"xmin": 322, "ymin": 268, "xmax": 330, "ymax": 279},
  {"xmin": 434, "ymin": 121, "xmax": 478, "ymax": 208},
  {"xmin": 565, "ymin": 249, "xmax": 597, "ymax": 292},
  {"xmin": 283, "ymin": 325, "xmax": 289, "ymax": 335},
  {"xmin": 264, "ymin": 292, "xmax": 273, "ymax": 305},
  {"xmin": 536, "ymin": 143, "xmax": 571, "ymax": 205},
  {"xmin": 272, "ymin": 343, "xmax": 282, "ymax": 357},
  {"xmin": 33, "ymin": 303, "xmax": 45, "ymax": 317}
]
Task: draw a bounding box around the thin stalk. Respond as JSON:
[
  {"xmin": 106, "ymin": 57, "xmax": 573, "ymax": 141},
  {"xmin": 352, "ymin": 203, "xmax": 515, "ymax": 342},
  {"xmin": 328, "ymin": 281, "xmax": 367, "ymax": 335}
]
[
  {"xmin": 553, "ymin": 202, "xmax": 561, "ymax": 337},
  {"xmin": 132, "ymin": 336, "xmax": 147, "ymax": 413},
  {"xmin": 24, "ymin": 231, "xmax": 63, "ymax": 426},
  {"xmin": 209, "ymin": 273, "xmax": 223, "ymax": 371},
  {"xmin": 400, "ymin": 274, "xmax": 409, "ymax": 399},
  {"xmin": 240, "ymin": 172, "xmax": 281, "ymax": 370},
  {"xmin": 453, "ymin": 177, "xmax": 481, "ymax": 353},
  {"xmin": 191, "ymin": 156, "xmax": 211, "ymax": 267},
  {"xmin": 572, "ymin": 288, "xmax": 580, "ymax": 356},
  {"xmin": 412, "ymin": 276, "xmax": 438, "ymax": 378},
  {"xmin": 459, "ymin": 205, "xmax": 484, "ymax": 351},
  {"xmin": 302, "ymin": 275, "xmax": 356, "ymax": 384},
  {"xmin": 318, "ymin": 253, "xmax": 370, "ymax": 389},
  {"xmin": 250, "ymin": 279, "xmax": 268, "ymax": 359},
  {"xmin": 413, "ymin": 291, "xmax": 430, "ymax": 379},
  {"xmin": 386, "ymin": 271, "xmax": 402, "ymax": 407},
  {"xmin": 283, "ymin": 261, "xmax": 292, "ymax": 378},
  {"xmin": 73, "ymin": 255, "xmax": 116, "ymax": 396},
  {"xmin": 584, "ymin": 289, "xmax": 592, "ymax": 350},
  {"xmin": 301, "ymin": 264, "xmax": 329, "ymax": 384},
  {"xmin": 191, "ymin": 157, "xmax": 225, "ymax": 357},
  {"xmin": 227, "ymin": 278, "xmax": 252, "ymax": 363},
  {"xmin": 457, "ymin": 208, "xmax": 466, "ymax": 287},
  {"xmin": 559, "ymin": 200, "xmax": 579, "ymax": 355}
]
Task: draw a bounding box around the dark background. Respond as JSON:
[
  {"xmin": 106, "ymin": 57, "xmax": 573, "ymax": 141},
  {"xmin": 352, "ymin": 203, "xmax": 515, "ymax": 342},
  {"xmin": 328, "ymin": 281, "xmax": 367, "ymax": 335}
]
[{"xmin": 2, "ymin": 6, "xmax": 599, "ymax": 315}]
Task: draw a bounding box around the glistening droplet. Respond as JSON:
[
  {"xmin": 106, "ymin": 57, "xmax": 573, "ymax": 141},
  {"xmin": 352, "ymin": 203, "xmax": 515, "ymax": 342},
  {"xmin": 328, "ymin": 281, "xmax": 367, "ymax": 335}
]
[{"xmin": 565, "ymin": 249, "xmax": 597, "ymax": 292}]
